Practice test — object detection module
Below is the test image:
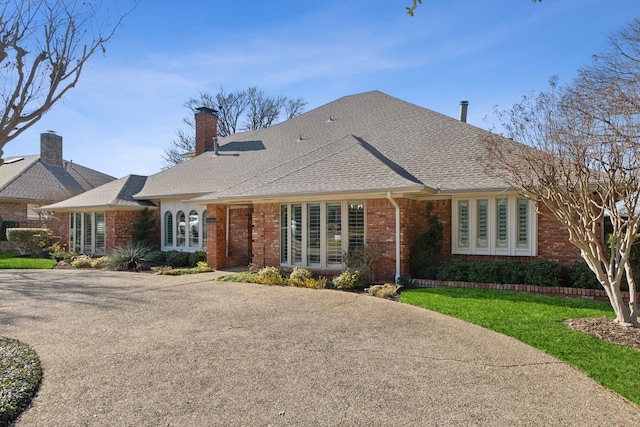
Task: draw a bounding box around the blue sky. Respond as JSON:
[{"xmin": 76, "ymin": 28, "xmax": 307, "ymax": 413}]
[{"xmin": 5, "ymin": 0, "xmax": 640, "ymax": 178}]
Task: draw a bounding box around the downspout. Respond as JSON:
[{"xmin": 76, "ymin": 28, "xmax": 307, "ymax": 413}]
[
  {"xmin": 226, "ymin": 206, "xmax": 230, "ymax": 258},
  {"xmin": 386, "ymin": 192, "xmax": 401, "ymax": 282}
]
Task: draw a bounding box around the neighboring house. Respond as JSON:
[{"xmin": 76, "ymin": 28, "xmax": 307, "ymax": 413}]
[
  {"xmin": 0, "ymin": 132, "xmax": 115, "ymax": 250},
  {"xmin": 42, "ymin": 91, "xmax": 585, "ymax": 281}
]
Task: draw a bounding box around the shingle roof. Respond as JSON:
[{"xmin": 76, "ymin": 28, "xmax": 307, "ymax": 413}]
[
  {"xmin": 0, "ymin": 155, "xmax": 115, "ymax": 202},
  {"xmin": 135, "ymin": 91, "xmax": 512, "ymax": 203},
  {"xmin": 40, "ymin": 175, "xmax": 156, "ymax": 211}
]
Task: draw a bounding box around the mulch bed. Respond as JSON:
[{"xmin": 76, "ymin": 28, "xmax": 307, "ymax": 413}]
[{"xmin": 565, "ymin": 317, "xmax": 640, "ymax": 350}]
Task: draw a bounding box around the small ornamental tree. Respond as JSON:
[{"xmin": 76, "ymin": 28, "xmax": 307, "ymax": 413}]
[
  {"xmin": 131, "ymin": 208, "xmax": 157, "ymax": 248},
  {"xmin": 483, "ymin": 19, "xmax": 640, "ymax": 327}
]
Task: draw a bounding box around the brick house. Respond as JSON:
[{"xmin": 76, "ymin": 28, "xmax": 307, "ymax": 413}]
[
  {"xmin": 0, "ymin": 132, "xmax": 115, "ymax": 250},
  {"xmin": 42, "ymin": 91, "xmax": 588, "ymax": 281}
]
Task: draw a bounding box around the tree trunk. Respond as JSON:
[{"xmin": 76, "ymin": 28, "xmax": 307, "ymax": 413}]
[{"xmin": 624, "ymin": 262, "xmax": 639, "ymax": 327}]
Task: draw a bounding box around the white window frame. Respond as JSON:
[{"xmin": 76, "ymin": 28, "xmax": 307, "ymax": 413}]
[
  {"xmin": 280, "ymin": 201, "xmax": 366, "ymax": 269},
  {"xmin": 452, "ymin": 195, "xmax": 537, "ymax": 256},
  {"xmin": 69, "ymin": 211, "xmax": 106, "ymax": 255},
  {"xmin": 161, "ymin": 201, "xmax": 207, "ymax": 252}
]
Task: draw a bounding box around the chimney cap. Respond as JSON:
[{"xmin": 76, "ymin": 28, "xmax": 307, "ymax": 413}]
[{"xmin": 195, "ymin": 106, "xmax": 218, "ymax": 116}]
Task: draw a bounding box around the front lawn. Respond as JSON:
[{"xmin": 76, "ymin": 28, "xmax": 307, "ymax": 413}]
[
  {"xmin": 0, "ymin": 252, "xmax": 56, "ymax": 269},
  {"xmin": 401, "ymin": 287, "xmax": 640, "ymax": 406}
]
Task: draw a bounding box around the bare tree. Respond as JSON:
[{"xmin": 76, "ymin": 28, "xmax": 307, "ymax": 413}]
[
  {"xmin": 162, "ymin": 87, "xmax": 307, "ymax": 168},
  {"xmin": 405, "ymin": 0, "xmax": 541, "ymax": 16},
  {"xmin": 0, "ymin": 0, "xmax": 135, "ymax": 165},
  {"xmin": 484, "ymin": 19, "xmax": 640, "ymax": 327}
]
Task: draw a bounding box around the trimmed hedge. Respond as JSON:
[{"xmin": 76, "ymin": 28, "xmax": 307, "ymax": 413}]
[
  {"xmin": 6, "ymin": 228, "xmax": 51, "ymax": 257},
  {"xmin": 435, "ymin": 259, "xmax": 600, "ymax": 289}
]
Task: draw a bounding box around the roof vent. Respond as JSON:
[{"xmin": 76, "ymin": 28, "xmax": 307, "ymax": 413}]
[
  {"xmin": 297, "ymin": 133, "xmax": 303, "ymax": 142},
  {"xmin": 327, "ymin": 115, "xmax": 334, "ymax": 122}
]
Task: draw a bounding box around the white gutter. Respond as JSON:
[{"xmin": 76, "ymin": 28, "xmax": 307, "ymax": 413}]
[{"xmin": 386, "ymin": 192, "xmax": 401, "ymax": 282}]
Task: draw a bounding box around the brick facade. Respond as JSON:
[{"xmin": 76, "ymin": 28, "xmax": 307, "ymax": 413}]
[
  {"xmin": 54, "ymin": 209, "xmax": 160, "ymax": 254},
  {"xmin": 250, "ymin": 203, "xmax": 281, "ymax": 269}
]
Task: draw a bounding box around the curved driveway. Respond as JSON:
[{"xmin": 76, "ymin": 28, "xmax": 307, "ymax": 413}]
[{"xmin": 1, "ymin": 269, "xmax": 639, "ymax": 426}]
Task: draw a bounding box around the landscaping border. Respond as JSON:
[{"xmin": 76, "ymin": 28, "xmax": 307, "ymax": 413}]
[{"xmin": 413, "ymin": 279, "xmax": 638, "ymax": 303}]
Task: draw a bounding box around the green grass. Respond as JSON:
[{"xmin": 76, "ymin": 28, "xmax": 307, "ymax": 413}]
[
  {"xmin": 0, "ymin": 252, "xmax": 56, "ymax": 269},
  {"xmin": 401, "ymin": 287, "xmax": 640, "ymax": 406}
]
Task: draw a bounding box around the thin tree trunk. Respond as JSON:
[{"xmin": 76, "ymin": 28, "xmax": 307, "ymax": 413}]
[{"xmin": 624, "ymin": 262, "xmax": 639, "ymax": 327}]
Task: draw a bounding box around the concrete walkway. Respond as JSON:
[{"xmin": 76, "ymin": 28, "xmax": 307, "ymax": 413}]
[{"xmin": 1, "ymin": 269, "xmax": 639, "ymax": 426}]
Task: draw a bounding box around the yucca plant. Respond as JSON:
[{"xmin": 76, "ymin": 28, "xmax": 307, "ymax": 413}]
[{"xmin": 105, "ymin": 242, "xmax": 151, "ymax": 271}]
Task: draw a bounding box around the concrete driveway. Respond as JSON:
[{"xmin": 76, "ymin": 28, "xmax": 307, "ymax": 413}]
[{"xmin": 1, "ymin": 269, "xmax": 639, "ymax": 426}]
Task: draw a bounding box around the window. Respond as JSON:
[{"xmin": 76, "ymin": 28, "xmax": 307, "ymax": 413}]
[
  {"xmin": 453, "ymin": 195, "xmax": 536, "ymax": 256},
  {"xmin": 165, "ymin": 212, "xmax": 173, "ymax": 246},
  {"xmin": 176, "ymin": 211, "xmax": 186, "ymax": 247},
  {"xmin": 280, "ymin": 201, "xmax": 365, "ymax": 268},
  {"xmin": 326, "ymin": 202, "xmax": 342, "ymax": 266},
  {"xmin": 68, "ymin": 212, "xmax": 106, "ymax": 255},
  {"xmin": 162, "ymin": 205, "xmax": 206, "ymax": 251},
  {"xmin": 189, "ymin": 210, "xmax": 199, "ymax": 247}
]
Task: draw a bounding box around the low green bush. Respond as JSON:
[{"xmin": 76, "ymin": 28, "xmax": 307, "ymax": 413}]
[
  {"xmin": 499, "ymin": 260, "xmax": 526, "ymax": 284},
  {"xmin": 436, "ymin": 261, "xmax": 470, "ymax": 282},
  {"xmin": 164, "ymin": 250, "xmax": 190, "ymax": 268},
  {"xmin": 44, "ymin": 242, "xmax": 75, "ymax": 262},
  {"xmin": 468, "ymin": 261, "xmax": 501, "ymax": 284},
  {"xmin": 156, "ymin": 261, "xmax": 213, "ymax": 275},
  {"xmin": 524, "ymin": 260, "xmax": 570, "ymax": 287},
  {"xmin": 188, "ymin": 251, "xmax": 206, "ymax": 267},
  {"xmin": 333, "ymin": 268, "xmax": 363, "ymax": 290},
  {"xmin": 288, "ymin": 268, "xmax": 327, "ymax": 289},
  {"xmin": 0, "ymin": 337, "xmax": 42, "ymax": 426},
  {"xmin": 570, "ymin": 262, "xmax": 602, "ymax": 290},
  {"xmin": 146, "ymin": 250, "xmax": 167, "ymax": 266}
]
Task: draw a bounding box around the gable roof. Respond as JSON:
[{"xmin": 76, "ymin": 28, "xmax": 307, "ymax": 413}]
[
  {"xmin": 0, "ymin": 154, "xmax": 115, "ymax": 202},
  {"xmin": 135, "ymin": 91, "xmax": 510, "ymax": 203},
  {"xmin": 40, "ymin": 175, "xmax": 156, "ymax": 212}
]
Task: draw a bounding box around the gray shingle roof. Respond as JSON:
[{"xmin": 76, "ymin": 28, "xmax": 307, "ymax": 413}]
[
  {"xmin": 134, "ymin": 90, "xmax": 513, "ymax": 202},
  {"xmin": 40, "ymin": 175, "xmax": 156, "ymax": 211},
  {"xmin": 0, "ymin": 155, "xmax": 115, "ymax": 202}
]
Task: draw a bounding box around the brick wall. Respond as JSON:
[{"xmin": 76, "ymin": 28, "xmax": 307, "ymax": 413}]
[
  {"xmin": 536, "ymin": 204, "xmax": 584, "ymax": 265},
  {"xmin": 105, "ymin": 211, "xmax": 141, "ymax": 252},
  {"xmin": 0, "ymin": 201, "xmax": 25, "ymax": 221},
  {"xmin": 251, "ymin": 203, "xmax": 280, "ymax": 269}
]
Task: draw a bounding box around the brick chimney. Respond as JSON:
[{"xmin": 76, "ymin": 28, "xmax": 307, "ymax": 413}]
[
  {"xmin": 195, "ymin": 107, "xmax": 218, "ymax": 156},
  {"xmin": 40, "ymin": 132, "xmax": 63, "ymax": 167}
]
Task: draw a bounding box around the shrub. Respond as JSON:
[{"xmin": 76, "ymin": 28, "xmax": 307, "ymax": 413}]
[
  {"xmin": 255, "ymin": 266, "xmax": 285, "ymax": 285},
  {"xmin": 156, "ymin": 261, "xmax": 213, "ymax": 275},
  {"xmin": 342, "ymin": 244, "xmax": 382, "ymax": 284},
  {"xmin": 90, "ymin": 256, "xmax": 110, "ymax": 269},
  {"xmin": 131, "ymin": 207, "xmax": 157, "ymax": 248},
  {"xmin": 436, "ymin": 261, "xmax": 470, "ymax": 282},
  {"xmin": 164, "ymin": 250, "xmax": 190, "ymax": 268},
  {"xmin": 499, "ymin": 260, "xmax": 526, "ymax": 284},
  {"xmin": 366, "ymin": 283, "xmax": 401, "ymax": 299},
  {"xmin": 288, "ymin": 268, "xmax": 327, "ymax": 289},
  {"xmin": 0, "ymin": 219, "xmax": 19, "ymax": 241},
  {"xmin": 570, "ymin": 262, "xmax": 601, "ymax": 289},
  {"xmin": 70, "ymin": 255, "xmax": 93, "ymax": 268},
  {"xmin": 105, "ymin": 242, "xmax": 151, "ymax": 271},
  {"xmin": 468, "ymin": 261, "xmax": 501, "ymax": 283},
  {"xmin": 44, "ymin": 242, "xmax": 75, "ymax": 262},
  {"xmin": 6, "ymin": 228, "xmax": 51, "ymax": 257},
  {"xmin": 0, "ymin": 337, "xmax": 42, "ymax": 426},
  {"xmin": 333, "ymin": 268, "xmax": 363, "ymax": 290},
  {"xmin": 188, "ymin": 250, "xmax": 206, "ymax": 267},
  {"xmin": 524, "ymin": 260, "xmax": 570, "ymax": 287},
  {"xmin": 411, "ymin": 202, "xmax": 443, "ymax": 279},
  {"xmin": 146, "ymin": 250, "xmax": 167, "ymax": 266}
]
